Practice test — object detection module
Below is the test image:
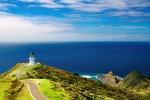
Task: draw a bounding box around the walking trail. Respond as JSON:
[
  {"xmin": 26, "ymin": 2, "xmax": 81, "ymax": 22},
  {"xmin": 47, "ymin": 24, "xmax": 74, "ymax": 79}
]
[
  {"xmin": 24, "ymin": 81, "xmax": 48, "ymax": 100},
  {"xmin": 16, "ymin": 65, "xmax": 27, "ymax": 78},
  {"xmin": 17, "ymin": 64, "xmax": 48, "ymax": 100}
]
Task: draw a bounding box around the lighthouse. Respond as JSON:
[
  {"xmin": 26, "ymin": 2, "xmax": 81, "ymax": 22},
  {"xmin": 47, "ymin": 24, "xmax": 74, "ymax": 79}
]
[{"xmin": 29, "ymin": 52, "xmax": 35, "ymax": 65}]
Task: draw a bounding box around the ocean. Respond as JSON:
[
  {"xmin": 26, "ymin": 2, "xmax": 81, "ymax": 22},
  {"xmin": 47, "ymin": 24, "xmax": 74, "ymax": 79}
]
[{"xmin": 0, "ymin": 42, "xmax": 150, "ymax": 78}]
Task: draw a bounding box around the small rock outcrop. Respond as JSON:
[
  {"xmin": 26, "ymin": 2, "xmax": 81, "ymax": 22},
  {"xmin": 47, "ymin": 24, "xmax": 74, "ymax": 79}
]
[{"xmin": 98, "ymin": 71, "xmax": 122, "ymax": 85}]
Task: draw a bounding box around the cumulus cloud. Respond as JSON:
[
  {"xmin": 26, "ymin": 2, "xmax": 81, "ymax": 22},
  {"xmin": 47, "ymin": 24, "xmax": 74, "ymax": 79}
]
[{"xmin": 0, "ymin": 11, "xmax": 75, "ymax": 41}]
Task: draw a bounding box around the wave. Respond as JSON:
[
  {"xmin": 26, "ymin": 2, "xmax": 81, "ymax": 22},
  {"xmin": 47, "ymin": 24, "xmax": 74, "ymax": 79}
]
[
  {"xmin": 80, "ymin": 74, "xmax": 102, "ymax": 81},
  {"xmin": 115, "ymin": 76, "xmax": 123, "ymax": 80},
  {"xmin": 81, "ymin": 75, "xmax": 92, "ymax": 78}
]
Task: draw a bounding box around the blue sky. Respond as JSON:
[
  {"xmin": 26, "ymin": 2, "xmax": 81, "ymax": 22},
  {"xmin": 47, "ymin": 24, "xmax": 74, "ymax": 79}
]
[{"xmin": 0, "ymin": 0, "xmax": 150, "ymax": 41}]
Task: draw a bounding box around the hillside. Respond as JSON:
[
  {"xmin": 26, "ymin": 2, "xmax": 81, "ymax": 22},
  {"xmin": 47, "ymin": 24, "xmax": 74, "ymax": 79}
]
[
  {"xmin": 0, "ymin": 63, "xmax": 149, "ymax": 100},
  {"xmin": 118, "ymin": 71, "xmax": 150, "ymax": 92}
]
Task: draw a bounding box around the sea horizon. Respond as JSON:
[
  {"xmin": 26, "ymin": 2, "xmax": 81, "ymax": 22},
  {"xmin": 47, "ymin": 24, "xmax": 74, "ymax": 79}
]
[
  {"xmin": 0, "ymin": 41, "xmax": 150, "ymax": 43},
  {"xmin": 0, "ymin": 41, "xmax": 150, "ymax": 78}
]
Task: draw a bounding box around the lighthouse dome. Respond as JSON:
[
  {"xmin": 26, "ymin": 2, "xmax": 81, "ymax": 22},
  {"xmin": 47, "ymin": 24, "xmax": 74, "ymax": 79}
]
[{"xmin": 30, "ymin": 52, "xmax": 34, "ymax": 56}]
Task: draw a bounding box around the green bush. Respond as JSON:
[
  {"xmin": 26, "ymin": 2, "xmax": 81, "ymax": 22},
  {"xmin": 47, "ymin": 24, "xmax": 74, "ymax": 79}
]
[{"xmin": 4, "ymin": 79, "xmax": 24, "ymax": 100}]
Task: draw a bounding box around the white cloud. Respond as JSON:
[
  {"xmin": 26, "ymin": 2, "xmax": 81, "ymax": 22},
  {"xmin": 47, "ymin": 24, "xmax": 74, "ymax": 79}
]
[
  {"xmin": 19, "ymin": 0, "xmax": 49, "ymax": 3},
  {"xmin": 0, "ymin": 2, "xmax": 17, "ymax": 10},
  {"xmin": 124, "ymin": 0, "xmax": 150, "ymax": 8},
  {"xmin": 0, "ymin": 12, "xmax": 149, "ymax": 41},
  {"xmin": 95, "ymin": 0, "xmax": 126, "ymax": 9},
  {"xmin": 99, "ymin": 25, "xmax": 149, "ymax": 30},
  {"xmin": 59, "ymin": 0, "xmax": 126, "ymax": 12},
  {"xmin": 0, "ymin": 12, "xmax": 75, "ymax": 41},
  {"xmin": 39, "ymin": 3, "xmax": 63, "ymax": 8},
  {"xmin": 107, "ymin": 11, "xmax": 150, "ymax": 16},
  {"xmin": 60, "ymin": 0, "xmax": 78, "ymax": 4},
  {"xmin": 18, "ymin": 0, "xmax": 150, "ymax": 12},
  {"xmin": 19, "ymin": 0, "xmax": 64, "ymax": 8}
]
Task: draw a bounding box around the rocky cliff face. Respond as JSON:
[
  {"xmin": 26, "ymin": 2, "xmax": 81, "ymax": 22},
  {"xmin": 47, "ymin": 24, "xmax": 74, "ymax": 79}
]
[{"xmin": 98, "ymin": 71, "xmax": 122, "ymax": 85}]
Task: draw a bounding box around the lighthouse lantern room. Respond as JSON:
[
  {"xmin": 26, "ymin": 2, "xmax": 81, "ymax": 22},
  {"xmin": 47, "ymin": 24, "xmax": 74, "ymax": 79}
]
[{"xmin": 29, "ymin": 52, "xmax": 35, "ymax": 65}]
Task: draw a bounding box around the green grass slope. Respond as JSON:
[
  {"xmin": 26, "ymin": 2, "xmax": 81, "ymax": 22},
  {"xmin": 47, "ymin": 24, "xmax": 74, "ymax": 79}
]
[
  {"xmin": 22, "ymin": 79, "xmax": 70, "ymax": 100},
  {"xmin": 0, "ymin": 63, "xmax": 149, "ymax": 100},
  {"xmin": 0, "ymin": 78, "xmax": 24, "ymax": 100},
  {"xmin": 0, "ymin": 63, "xmax": 33, "ymax": 100},
  {"xmin": 0, "ymin": 63, "xmax": 24, "ymax": 79},
  {"xmin": 0, "ymin": 79, "xmax": 12, "ymax": 100},
  {"xmin": 118, "ymin": 71, "xmax": 150, "ymax": 92},
  {"xmin": 19, "ymin": 63, "xmax": 148, "ymax": 100}
]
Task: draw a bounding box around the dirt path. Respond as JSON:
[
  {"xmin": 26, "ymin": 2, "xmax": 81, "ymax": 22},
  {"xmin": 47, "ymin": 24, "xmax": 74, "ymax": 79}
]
[
  {"xmin": 24, "ymin": 81, "xmax": 48, "ymax": 100},
  {"xmin": 16, "ymin": 64, "xmax": 48, "ymax": 100},
  {"xmin": 16, "ymin": 65, "xmax": 27, "ymax": 78}
]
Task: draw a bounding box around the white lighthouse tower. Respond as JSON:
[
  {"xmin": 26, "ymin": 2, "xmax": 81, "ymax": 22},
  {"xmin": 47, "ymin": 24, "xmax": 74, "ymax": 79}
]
[{"xmin": 29, "ymin": 52, "xmax": 35, "ymax": 65}]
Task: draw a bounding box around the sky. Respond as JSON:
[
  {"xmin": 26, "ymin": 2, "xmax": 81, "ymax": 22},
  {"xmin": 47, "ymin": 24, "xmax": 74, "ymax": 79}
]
[{"xmin": 0, "ymin": 0, "xmax": 150, "ymax": 41}]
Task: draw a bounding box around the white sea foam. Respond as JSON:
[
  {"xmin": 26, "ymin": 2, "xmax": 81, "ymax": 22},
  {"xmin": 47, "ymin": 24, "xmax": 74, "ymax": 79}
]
[
  {"xmin": 81, "ymin": 75, "xmax": 92, "ymax": 78},
  {"xmin": 115, "ymin": 76, "xmax": 123, "ymax": 80}
]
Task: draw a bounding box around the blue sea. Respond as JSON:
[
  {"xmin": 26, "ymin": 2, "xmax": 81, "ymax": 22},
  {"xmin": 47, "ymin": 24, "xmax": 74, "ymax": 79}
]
[{"xmin": 0, "ymin": 42, "xmax": 150, "ymax": 78}]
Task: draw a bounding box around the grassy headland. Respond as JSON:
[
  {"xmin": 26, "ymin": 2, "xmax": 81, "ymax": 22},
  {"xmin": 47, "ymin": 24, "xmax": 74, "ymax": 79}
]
[{"xmin": 0, "ymin": 63, "xmax": 149, "ymax": 100}]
